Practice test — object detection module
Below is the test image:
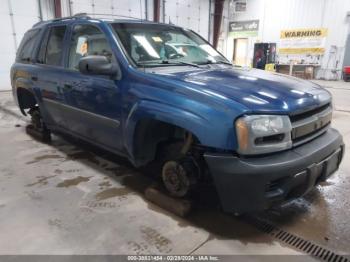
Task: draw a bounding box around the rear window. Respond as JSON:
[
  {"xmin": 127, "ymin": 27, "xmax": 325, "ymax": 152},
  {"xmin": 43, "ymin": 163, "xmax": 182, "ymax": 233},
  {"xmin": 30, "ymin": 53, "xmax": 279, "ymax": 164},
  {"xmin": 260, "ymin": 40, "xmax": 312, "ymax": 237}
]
[
  {"xmin": 36, "ymin": 26, "xmax": 67, "ymax": 66},
  {"xmin": 16, "ymin": 29, "xmax": 41, "ymax": 63}
]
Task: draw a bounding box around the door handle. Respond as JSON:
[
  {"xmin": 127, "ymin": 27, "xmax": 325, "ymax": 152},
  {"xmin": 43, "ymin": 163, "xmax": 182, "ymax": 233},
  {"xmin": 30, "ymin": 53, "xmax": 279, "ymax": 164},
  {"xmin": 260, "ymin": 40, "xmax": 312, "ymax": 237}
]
[{"xmin": 31, "ymin": 76, "xmax": 38, "ymax": 81}]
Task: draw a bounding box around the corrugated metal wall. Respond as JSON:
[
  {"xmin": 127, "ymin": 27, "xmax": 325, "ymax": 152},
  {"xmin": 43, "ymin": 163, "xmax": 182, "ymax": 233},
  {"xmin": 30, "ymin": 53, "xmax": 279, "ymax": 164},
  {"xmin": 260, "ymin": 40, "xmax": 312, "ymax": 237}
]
[
  {"xmin": 225, "ymin": 0, "xmax": 350, "ymax": 79},
  {"xmin": 0, "ymin": 0, "xmax": 210, "ymax": 90},
  {"xmin": 3, "ymin": 0, "xmax": 348, "ymax": 90},
  {"xmin": 0, "ymin": 0, "xmax": 54, "ymax": 90},
  {"xmin": 62, "ymin": 0, "xmax": 147, "ymax": 19},
  {"xmin": 161, "ymin": 0, "xmax": 211, "ymax": 40}
]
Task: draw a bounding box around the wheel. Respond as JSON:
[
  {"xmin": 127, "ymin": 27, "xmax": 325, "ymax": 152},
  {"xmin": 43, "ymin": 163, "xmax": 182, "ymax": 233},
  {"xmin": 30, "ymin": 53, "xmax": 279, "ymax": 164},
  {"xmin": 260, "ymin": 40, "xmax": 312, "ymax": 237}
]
[{"xmin": 26, "ymin": 106, "xmax": 51, "ymax": 142}]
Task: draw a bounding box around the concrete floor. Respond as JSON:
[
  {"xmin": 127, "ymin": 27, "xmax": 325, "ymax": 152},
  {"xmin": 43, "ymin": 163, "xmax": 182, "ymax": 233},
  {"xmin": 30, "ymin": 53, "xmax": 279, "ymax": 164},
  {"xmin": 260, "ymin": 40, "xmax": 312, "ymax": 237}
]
[{"xmin": 0, "ymin": 80, "xmax": 349, "ymax": 257}]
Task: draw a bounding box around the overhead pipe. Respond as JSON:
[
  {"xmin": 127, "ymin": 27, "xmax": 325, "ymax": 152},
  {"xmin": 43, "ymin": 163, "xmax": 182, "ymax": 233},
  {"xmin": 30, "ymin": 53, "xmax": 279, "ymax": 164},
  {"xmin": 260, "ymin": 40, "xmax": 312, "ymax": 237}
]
[{"xmin": 212, "ymin": 0, "xmax": 224, "ymax": 49}]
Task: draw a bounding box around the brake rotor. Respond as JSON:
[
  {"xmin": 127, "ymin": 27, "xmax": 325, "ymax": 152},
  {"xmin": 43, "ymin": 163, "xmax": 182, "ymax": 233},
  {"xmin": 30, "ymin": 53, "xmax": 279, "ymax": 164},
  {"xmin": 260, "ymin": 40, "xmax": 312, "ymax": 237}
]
[
  {"xmin": 161, "ymin": 158, "xmax": 198, "ymax": 197},
  {"xmin": 27, "ymin": 107, "xmax": 51, "ymax": 142}
]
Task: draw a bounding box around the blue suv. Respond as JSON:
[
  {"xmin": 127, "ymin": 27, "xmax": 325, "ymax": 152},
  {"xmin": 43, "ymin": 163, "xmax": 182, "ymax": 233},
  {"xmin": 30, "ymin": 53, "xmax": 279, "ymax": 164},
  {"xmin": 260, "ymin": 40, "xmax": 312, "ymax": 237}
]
[{"xmin": 11, "ymin": 15, "xmax": 344, "ymax": 214}]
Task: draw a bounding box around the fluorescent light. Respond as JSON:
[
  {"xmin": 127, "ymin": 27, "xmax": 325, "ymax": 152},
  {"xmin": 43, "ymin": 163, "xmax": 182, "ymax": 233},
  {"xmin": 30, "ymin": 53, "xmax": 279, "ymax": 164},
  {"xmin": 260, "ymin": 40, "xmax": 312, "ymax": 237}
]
[{"xmin": 133, "ymin": 35, "xmax": 160, "ymax": 59}]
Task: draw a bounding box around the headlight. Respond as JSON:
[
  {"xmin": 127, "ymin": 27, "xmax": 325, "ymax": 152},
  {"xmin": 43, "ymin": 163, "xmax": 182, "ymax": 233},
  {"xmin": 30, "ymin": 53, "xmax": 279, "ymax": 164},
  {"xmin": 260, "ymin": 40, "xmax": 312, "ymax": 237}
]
[{"xmin": 235, "ymin": 115, "xmax": 292, "ymax": 155}]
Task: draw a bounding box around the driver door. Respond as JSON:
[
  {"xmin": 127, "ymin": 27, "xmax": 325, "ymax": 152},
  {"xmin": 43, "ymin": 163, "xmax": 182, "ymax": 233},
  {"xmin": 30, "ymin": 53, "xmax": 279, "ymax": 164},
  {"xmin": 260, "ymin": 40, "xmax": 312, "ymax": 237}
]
[{"xmin": 61, "ymin": 23, "xmax": 123, "ymax": 151}]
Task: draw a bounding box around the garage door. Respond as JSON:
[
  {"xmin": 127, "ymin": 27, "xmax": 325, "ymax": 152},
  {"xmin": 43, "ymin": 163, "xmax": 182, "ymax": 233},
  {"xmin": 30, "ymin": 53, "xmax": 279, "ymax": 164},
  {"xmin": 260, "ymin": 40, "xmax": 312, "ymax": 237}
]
[
  {"xmin": 0, "ymin": 0, "xmax": 44, "ymax": 91},
  {"xmin": 163, "ymin": 0, "xmax": 210, "ymax": 40},
  {"xmin": 70, "ymin": 0, "xmax": 146, "ymax": 19}
]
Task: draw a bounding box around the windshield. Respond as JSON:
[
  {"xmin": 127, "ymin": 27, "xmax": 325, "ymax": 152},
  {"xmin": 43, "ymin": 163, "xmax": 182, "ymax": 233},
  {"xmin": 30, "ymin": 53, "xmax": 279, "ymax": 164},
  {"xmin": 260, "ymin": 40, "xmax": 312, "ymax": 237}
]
[{"xmin": 111, "ymin": 23, "xmax": 229, "ymax": 67}]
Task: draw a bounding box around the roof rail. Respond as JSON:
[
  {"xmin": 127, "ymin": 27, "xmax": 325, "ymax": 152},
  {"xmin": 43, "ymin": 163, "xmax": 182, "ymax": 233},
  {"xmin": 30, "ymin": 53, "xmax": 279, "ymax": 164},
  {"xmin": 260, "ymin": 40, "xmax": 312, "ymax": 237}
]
[
  {"xmin": 32, "ymin": 12, "xmax": 145, "ymax": 28},
  {"xmin": 50, "ymin": 13, "xmax": 91, "ymax": 22},
  {"xmin": 80, "ymin": 13, "xmax": 142, "ymax": 20}
]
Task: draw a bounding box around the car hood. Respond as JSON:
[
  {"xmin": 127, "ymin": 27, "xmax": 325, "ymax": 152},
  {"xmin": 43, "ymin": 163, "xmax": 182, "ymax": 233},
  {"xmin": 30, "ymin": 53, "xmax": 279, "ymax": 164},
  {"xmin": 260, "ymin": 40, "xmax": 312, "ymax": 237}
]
[{"xmin": 149, "ymin": 66, "xmax": 331, "ymax": 114}]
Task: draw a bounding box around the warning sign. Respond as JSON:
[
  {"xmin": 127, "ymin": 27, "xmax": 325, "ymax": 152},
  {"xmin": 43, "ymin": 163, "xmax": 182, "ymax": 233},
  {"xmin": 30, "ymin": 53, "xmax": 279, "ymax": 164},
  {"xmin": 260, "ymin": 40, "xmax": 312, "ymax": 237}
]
[{"xmin": 279, "ymin": 28, "xmax": 328, "ymax": 54}]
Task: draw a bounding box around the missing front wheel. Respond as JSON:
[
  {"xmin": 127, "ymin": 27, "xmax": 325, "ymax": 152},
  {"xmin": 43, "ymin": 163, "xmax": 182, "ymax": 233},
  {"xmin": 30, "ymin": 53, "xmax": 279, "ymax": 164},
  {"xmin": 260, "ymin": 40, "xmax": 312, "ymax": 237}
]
[{"xmin": 26, "ymin": 106, "xmax": 51, "ymax": 142}]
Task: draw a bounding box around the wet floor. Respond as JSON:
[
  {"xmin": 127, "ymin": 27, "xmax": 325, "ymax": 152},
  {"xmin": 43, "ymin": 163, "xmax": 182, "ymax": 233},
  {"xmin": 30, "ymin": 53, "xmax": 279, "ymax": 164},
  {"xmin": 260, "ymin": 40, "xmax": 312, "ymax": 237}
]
[
  {"xmin": 0, "ymin": 86, "xmax": 349, "ymax": 257},
  {"xmin": 257, "ymin": 138, "xmax": 350, "ymax": 254},
  {"xmin": 254, "ymin": 81, "xmax": 350, "ymax": 255}
]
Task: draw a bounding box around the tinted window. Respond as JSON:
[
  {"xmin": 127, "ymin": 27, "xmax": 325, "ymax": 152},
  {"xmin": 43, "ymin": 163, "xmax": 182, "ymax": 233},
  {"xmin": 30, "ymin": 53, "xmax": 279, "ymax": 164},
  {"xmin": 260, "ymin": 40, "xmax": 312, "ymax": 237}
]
[
  {"xmin": 16, "ymin": 29, "xmax": 41, "ymax": 63},
  {"xmin": 37, "ymin": 29, "xmax": 50, "ymax": 64},
  {"xmin": 68, "ymin": 24, "xmax": 113, "ymax": 70},
  {"xmin": 45, "ymin": 26, "xmax": 67, "ymax": 66}
]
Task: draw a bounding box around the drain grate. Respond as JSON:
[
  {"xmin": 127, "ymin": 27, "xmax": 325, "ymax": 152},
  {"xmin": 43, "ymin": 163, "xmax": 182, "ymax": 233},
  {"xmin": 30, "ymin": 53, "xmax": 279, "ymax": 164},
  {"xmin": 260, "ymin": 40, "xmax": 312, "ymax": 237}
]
[{"xmin": 245, "ymin": 216, "xmax": 349, "ymax": 262}]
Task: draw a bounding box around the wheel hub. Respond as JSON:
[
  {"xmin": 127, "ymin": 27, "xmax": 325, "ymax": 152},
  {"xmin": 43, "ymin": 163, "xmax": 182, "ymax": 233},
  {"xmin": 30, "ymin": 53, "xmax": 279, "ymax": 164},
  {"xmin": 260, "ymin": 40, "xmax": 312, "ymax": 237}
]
[
  {"xmin": 162, "ymin": 161, "xmax": 190, "ymax": 197},
  {"xmin": 162, "ymin": 159, "xmax": 199, "ymax": 197}
]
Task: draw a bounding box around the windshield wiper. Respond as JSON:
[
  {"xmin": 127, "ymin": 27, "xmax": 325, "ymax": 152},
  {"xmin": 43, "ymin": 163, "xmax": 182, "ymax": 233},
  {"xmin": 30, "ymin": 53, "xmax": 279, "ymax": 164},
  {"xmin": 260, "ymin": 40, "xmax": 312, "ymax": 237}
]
[
  {"xmin": 160, "ymin": 60, "xmax": 200, "ymax": 68},
  {"xmin": 201, "ymin": 60, "xmax": 232, "ymax": 66},
  {"xmin": 137, "ymin": 60, "xmax": 201, "ymax": 68}
]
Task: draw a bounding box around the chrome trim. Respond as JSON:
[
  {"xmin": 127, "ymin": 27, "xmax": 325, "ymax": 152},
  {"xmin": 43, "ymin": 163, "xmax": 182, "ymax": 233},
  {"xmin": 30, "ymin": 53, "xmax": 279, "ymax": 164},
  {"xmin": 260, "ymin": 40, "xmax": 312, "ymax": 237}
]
[
  {"xmin": 42, "ymin": 98, "xmax": 120, "ymax": 127},
  {"xmin": 292, "ymin": 124, "xmax": 329, "ymax": 147},
  {"xmin": 291, "ymin": 105, "xmax": 332, "ymax": 144}
]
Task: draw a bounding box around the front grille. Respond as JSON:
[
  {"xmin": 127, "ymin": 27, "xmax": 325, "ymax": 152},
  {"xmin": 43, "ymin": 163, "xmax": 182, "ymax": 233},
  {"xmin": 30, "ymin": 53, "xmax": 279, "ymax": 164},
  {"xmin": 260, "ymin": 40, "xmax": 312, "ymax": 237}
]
[
  {"xmin": 289, "ymin": 103, "xmax": 330, "ymax": 122},
  {"xmin": 290, "ymin": 104, "xmax": 332, "ymax": 146}
]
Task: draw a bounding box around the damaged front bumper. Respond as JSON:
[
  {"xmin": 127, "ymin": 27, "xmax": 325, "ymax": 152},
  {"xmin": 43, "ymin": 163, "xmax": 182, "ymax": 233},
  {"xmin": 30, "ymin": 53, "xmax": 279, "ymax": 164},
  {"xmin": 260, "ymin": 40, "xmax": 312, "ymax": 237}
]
[{"xmin": 204, "ymin": 128, "xmax": 344, "ymax": 214}]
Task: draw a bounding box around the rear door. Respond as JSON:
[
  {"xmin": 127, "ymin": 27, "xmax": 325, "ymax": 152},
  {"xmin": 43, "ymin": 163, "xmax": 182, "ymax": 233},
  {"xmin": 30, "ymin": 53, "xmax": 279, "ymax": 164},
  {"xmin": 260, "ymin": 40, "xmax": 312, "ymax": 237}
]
[
  {"xmin": 34, "ymin": 25, "xmax": 68, "ymax": 128},
  {"xmin": 60, "ymin": 23, "xmax": 123, "ymax": 151}
]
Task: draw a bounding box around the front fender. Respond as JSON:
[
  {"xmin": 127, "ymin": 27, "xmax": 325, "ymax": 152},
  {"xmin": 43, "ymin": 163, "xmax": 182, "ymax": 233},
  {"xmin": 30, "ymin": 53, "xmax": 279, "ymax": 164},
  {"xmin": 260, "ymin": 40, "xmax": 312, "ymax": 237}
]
[{"xmin": 124, "ymin": 99, "xmax": 235, "ymax": 158}]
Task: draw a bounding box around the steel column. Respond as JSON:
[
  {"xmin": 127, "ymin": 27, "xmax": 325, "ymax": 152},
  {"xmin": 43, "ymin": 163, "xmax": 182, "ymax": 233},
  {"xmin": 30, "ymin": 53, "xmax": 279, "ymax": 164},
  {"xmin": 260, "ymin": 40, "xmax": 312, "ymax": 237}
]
[
  {"xmin": 37, "ymin": 0, "xmax": 43, "ymax": 21},
  {"xmin": 54, "ymin": 0, "xmax": 62, "ymax": 18},
  {"xmin": 208, "ymin": 0, "xmax": 212, "ymax": 42},
  {"xmin": 7, "ymin": 0, "xmax": 17, "ymax": 51},
  {"xmin": 153, "ymin": 0, "xmax": 160, "ymax": 22},
  {"xmin": 212, "ymin": 0, "xmax": 224, "ymax": 49}
]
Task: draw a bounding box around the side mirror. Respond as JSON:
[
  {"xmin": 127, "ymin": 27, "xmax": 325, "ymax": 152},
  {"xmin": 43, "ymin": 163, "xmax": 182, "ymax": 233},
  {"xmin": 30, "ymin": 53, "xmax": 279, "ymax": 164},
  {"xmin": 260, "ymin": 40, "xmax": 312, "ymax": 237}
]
[{"xmin": 78, "ymin": 55, "xmax": 117, "ymax": 76}]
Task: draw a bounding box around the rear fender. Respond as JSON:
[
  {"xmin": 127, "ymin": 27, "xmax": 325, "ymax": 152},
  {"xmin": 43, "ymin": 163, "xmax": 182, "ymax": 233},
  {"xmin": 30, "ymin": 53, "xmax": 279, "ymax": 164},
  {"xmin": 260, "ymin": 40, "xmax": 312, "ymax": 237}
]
[{"xmin": 14, "ymin": 78, "xmax": 38, "ymax": 116}]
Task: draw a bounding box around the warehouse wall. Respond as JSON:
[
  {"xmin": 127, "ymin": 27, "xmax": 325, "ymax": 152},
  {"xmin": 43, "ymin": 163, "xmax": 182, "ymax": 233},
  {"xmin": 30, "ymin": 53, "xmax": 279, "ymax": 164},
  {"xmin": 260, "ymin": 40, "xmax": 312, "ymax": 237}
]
[
  {"xmin": 224, "ymin": 0, "xmax": 350, "ymax": 80},
  {"xmin": 0, "ymin": 0, "xmax": 212, "ymax": 91},
  {"xmin": 161, "ymin": 0, "xmax": 211, "ymax": 41},
  {"xmin": 0, "ymin": 0, "xmax": 54, "ymax": 91},
  {"xmin": 61, "ymin": 0, "xmax": 212, "ymax": 44},
  {"xmin": 61, "ymin": 0, "xmax": 148, "ymax": 19}
]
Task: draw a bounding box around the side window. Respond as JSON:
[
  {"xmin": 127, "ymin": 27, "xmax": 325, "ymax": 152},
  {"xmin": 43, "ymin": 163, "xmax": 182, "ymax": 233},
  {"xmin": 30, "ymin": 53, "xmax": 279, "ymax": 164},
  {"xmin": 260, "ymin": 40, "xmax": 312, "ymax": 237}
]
[
  {"xmin": 37, "ymin": 29, "xmax": 50, "ymax": 64},
  {"xmin": 44, "ymin": 26, "xmax": 67, "ymax": 66},
  {"xmin": 68, "ymin": 24, "xmax": 113, "ymax": 70},
  {"xmin": 16, "ymin": 29, "xmax": 41, "ymax": 63}
]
